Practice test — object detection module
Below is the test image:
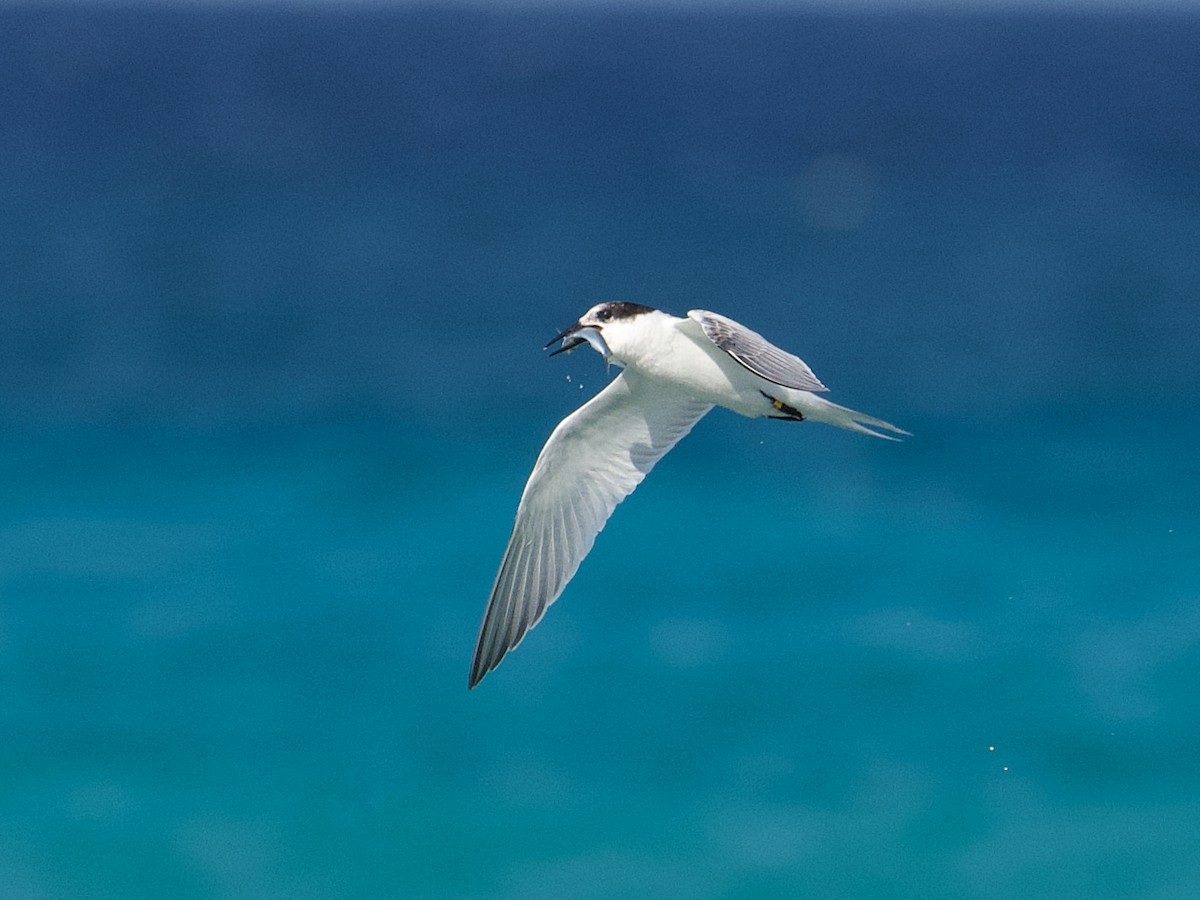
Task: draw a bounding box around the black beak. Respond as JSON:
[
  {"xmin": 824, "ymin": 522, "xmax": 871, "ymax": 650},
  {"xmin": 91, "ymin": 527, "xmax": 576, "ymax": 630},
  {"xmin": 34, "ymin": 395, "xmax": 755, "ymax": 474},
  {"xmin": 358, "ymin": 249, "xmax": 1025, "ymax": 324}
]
[{"xmin": 545, "ymin": 322, "xmax": 584, "ymax": 357}]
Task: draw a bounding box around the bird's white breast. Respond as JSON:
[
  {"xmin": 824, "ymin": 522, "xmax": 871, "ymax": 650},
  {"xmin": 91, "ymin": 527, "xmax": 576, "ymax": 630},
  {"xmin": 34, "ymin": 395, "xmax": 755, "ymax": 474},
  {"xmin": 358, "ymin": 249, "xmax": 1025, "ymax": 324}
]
[{"xmin": 615, "ymin": 312, "xmax": 769, "ymax": 416}]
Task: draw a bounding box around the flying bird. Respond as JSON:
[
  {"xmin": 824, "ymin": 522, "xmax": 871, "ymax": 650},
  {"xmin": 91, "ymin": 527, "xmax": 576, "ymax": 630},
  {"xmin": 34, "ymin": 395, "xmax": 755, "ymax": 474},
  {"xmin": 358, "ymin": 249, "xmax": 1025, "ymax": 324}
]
[{"xmin": 469, "ymin": 302, "xmax": 906, "ymax": 688}]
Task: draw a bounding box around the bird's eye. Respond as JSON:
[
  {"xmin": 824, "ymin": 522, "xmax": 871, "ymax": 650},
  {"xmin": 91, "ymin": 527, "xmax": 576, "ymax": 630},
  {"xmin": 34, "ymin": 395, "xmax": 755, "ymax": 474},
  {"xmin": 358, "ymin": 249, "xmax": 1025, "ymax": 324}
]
[{"xmin": 597, "ymin": 308, "xmax": 612, "ymax": 322}]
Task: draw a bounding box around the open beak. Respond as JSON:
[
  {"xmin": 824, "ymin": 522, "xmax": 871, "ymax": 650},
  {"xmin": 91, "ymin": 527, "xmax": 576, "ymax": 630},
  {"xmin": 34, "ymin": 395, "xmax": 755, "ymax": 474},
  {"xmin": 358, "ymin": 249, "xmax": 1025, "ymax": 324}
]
[
  {"xmin": 545, "ymin": 322, "xmax": 585, "ymax": 357},
  {"xmin": 545, "ymin": 323, "xmax": 610, "ymax": 359}
]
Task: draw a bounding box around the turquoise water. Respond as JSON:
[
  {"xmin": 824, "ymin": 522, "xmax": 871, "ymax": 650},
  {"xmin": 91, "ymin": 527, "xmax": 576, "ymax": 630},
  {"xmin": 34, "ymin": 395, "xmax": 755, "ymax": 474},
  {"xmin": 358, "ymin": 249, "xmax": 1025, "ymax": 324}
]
[
  {"xmin": 3, "ymin": 6, "xmax": 1200, "ymax": 897},
  {"xmin": 6, "ymin": 409, "xmax": 1198, "ymax": 897}
]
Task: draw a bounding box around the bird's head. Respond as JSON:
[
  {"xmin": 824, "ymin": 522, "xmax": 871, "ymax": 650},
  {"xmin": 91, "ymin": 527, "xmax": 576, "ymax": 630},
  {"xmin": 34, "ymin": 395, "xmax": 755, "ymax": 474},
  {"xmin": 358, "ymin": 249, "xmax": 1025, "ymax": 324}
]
[{"xmin": 545, "ymin": 301, "xmax": 658, "ymax": 363}]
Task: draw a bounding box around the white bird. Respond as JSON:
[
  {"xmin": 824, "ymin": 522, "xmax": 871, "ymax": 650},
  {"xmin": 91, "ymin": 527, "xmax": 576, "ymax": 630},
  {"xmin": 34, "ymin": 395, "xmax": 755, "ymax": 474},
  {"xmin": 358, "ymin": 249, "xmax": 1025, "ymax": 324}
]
[{"xmin": 469, "ymin": 302, "xmax": 907, "ymax": 688}]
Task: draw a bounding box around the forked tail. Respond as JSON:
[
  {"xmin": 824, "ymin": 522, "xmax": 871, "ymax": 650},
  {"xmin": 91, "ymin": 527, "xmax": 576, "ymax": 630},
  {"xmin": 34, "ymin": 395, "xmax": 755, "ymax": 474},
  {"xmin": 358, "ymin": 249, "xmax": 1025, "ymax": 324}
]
[{"xmin": 808, "ymin": 395, "xmax": 910, "ymax": 441}]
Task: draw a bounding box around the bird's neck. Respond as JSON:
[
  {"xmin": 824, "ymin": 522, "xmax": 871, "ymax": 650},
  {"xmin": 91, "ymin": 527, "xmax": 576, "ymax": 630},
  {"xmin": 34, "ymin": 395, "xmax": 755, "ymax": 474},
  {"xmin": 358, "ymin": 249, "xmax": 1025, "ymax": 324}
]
[{"xmin": 607, "ymin": 311, "xmax": 682, "ymax": 369}]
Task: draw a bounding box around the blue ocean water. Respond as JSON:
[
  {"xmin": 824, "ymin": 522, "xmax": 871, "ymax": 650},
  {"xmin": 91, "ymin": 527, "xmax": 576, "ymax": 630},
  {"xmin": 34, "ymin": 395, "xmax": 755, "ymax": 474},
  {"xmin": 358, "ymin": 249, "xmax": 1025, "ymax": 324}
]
[{"xmin": 2, "ymin": 4, "xmax": 1199, "ymax": 897}]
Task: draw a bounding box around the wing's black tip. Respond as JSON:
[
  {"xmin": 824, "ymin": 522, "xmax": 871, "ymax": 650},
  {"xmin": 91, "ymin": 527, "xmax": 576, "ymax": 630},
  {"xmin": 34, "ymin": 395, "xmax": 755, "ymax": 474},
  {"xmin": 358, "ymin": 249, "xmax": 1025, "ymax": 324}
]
[{"xmin": 468, "ymin": 661, "xmax": 486, "ymax": 690}]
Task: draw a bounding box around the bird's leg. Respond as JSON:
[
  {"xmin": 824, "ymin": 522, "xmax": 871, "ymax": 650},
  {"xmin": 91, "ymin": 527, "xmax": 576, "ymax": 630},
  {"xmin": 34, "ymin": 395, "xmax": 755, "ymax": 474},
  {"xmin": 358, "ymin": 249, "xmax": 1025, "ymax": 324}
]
[{"xmin": 760, "ymin": 391, "xmax": 805, "ymax": 421}]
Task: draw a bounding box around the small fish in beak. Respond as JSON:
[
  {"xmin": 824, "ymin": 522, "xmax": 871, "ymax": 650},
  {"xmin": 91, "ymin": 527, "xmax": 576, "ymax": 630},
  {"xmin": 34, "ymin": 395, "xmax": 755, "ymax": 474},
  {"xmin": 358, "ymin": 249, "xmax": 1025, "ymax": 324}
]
[{"xmin": 546, "ymin": 323, "xmax": 610, "ymax": 359}]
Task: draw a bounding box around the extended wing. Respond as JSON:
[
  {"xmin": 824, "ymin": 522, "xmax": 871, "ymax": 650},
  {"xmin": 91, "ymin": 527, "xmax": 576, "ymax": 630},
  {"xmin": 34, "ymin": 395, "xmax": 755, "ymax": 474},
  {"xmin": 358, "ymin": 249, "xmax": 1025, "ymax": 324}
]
[
  {"xmin": 688, "ymin": 309, "xmax": 828, "ymax": 392},
  {"xmin": 470, "ymin": 371, "xmax": 712, "ymax": 687}
]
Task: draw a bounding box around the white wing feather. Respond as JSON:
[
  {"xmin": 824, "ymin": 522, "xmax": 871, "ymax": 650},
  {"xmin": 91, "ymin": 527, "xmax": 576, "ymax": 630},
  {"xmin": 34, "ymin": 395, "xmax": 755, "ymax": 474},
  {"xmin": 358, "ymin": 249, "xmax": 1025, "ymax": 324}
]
[{"xmin": 470, "ymin": 370, "xmax": 712, "ymax": 687}]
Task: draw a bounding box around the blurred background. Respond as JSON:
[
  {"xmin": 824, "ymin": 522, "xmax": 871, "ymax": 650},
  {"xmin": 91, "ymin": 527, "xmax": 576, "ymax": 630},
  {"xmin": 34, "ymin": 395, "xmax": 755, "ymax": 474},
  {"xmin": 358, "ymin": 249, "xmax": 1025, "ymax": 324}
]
[{"xmin": 2, "ymin": 1, "xmax": 1198, "ymax": 897}]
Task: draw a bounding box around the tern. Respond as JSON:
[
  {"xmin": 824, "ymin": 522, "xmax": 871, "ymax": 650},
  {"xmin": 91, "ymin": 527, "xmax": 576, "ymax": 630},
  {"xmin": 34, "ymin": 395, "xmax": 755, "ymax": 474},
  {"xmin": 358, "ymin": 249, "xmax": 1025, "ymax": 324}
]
[{"xmin": 469, "ymin": 302, "xmax": 906, "ymax": 688}]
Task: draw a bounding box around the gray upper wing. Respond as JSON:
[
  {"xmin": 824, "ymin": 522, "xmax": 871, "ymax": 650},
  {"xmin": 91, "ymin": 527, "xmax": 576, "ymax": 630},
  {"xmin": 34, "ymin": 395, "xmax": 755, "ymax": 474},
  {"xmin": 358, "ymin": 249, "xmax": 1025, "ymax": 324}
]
[
  {"xmin": 470, "ymin": 371, "xmax": 712, "ymax": 688},
  {"xmin": 688, "ymin": 309, "xmax": 828, "ymax": 392}
]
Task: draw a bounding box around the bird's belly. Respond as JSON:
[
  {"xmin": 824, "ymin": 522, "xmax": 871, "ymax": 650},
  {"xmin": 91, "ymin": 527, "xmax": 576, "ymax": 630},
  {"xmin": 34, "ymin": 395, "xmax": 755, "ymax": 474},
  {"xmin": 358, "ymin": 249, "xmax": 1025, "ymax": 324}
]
[{"xmin": 642, "ymin": 341, "xmax": 771, "ymax": 417}]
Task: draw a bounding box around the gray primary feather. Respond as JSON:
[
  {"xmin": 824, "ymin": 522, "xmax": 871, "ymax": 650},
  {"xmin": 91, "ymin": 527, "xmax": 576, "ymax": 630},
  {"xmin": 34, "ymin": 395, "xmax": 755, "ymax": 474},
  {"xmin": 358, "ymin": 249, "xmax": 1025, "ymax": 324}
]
[
  {"xmin": 469, "ymin": 370, "xmax": 712, "ymax": 688},
  {"xmin": 688, "ymin": 309, "xmax": 828, "ymax": 393}
]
